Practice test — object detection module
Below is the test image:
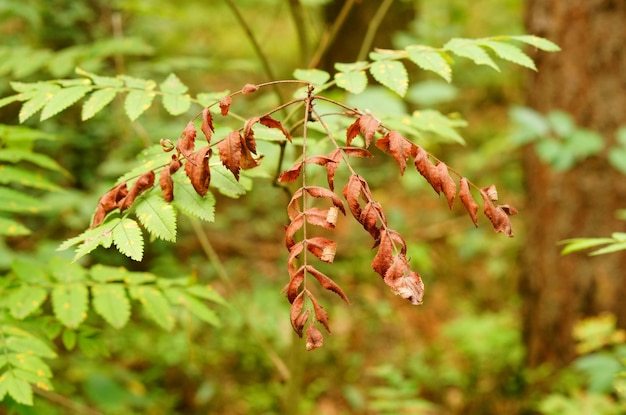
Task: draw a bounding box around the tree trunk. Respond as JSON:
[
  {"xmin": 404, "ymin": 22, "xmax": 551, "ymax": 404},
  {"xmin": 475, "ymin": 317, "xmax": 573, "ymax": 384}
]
[{"xmin": 521, "ymin": 0, "xmax": 626, "ymax": 368}]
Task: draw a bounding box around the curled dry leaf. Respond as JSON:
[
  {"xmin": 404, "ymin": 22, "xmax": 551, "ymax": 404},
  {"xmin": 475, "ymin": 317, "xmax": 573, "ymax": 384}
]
[
  {"xmin": 184, "ymin": 146, "xmax": 212, "ymax": 197},
  {"xmin": 499, "ymin": 204, "xmax": 518, "ymax": 216},
  {"xmin": 201, "ymin": 108, "xmax": 214, "ymax": 143},
  {"xmin": 375, "ymin": 130, "xmax": 414, "ymax": 175},
  {"xmin": 219, "ymin": 95, "xmax": 232, "ymax": 116},
  {"xmin": 287, "ymin": 240, "xmax": 304, "ymax": 276},
  {"xmin": 285, "ymin": 214, "xmax": 305, "ymax": 250},
  {"xmin": 306, "ymin": 291, "xmax": 331, "ymax": 333},
  {"xmin": 290, "ymin": 291, "xmax": 306, "ymax": 336},
  {"xmin": 159, "ymin": 167, "xmax": 174, "ymax": 202},
  {"xmin": 92, "ymin": 182, "xmax": 128, "ymax": 228},
  {"xmin": 482, "ymin": 184, "xmax": 498, "ymax": 201},
  {"xmin": 304, "ymin": 186, "xmax": 346, "ymax": 215},
  {"xmin": 260, "ymin": 115, "xmax": 292, "ymax": 142},
  {"xmin": 160, "ymin": 138, "xmax": 175, "ymax": 152},
  {"xmin": 480, "ymin": 190, "xmax": 514, "ymax": 237},
  {"xmin": 217, "ymin": 131, "xmax": 243, "ymax": 180},
  {"xmin": 326, "ymin": 147, "xmax": 373, "ymax": 191},
  {"xmin": 346, "ymin": 114, "xmax": 380, "ymax": 147},
  {"xmin": 285, "ymin": 265, "xmax": 305, "ymax": 303},
  {"xmin": 436, "ymin": 162, "xmax": 456, "ymax": 210},
  {"xmin": 241, "ymin": 83, "xmax": 259, "ymax": 94},
  {"xmin": 305, "ymin": 265, "xmax": 349, "ymax": 303},
  {"xmin": 177, "ymin": 121, "xmax": 196, "ymax": 159},
  {"xmin": 343, "ymin": 174, "xmax": 364, "ymax": 220},
  {"xmin": 304, "ymin": 207, "xmax": 337, "ymax": 229},
  {"xmin": 384, "ymin": 254, "xmax": 424, "ymax": 305},
  {"xmin": 242, "ymin": 117, "xmax": 258, "ymax": 155},
  {"xmin": 306, "ymin": 236, "xmax": 337, "ymax": 263},
  {"xmin": 293, "ymin": 309, "xmax": 310, "ymax": 338},
  {"xmin": 459, "ymin": 177, "xmax": 479, "ymax": 227},
  {"xmin": 305, "ymin": 324, "xmax": 324, "ymax": 351},
  {"xmin": 118, "ymin": 170, "xmax": 155, "ymax": 212},
  {"xmin": 278, "ymin": 161, "xmax": 303, "ymax": 183},
  {"xmin": 414, "ymin": 146, "xmax": 441, "ymax": 194},
  {"xmin": 372, "ymin": 230, "xmax": 394, "ymax": 278},
  {"xmin": 359, "ymin": 201, "xmax": 382, "ymax": 240}
]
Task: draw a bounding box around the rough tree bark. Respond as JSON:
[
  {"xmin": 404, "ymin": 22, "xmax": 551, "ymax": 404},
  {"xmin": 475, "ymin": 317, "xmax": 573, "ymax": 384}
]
[{"xmin": 521, "ymin": 0, "xmax": 626, "ymax": 368}]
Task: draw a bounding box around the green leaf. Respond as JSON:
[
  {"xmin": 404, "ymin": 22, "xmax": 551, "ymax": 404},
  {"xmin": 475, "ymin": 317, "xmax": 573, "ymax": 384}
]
[
  {"xmin": 444, "ymin": 38, "xmax": 500, "ymax": 71},
  {"xmin": 49, "ymin": 256, "xmax": 86, "ymax": 282},
  {"xmin": 76, "ymin": 67, "xmax": 124, "ymax": 87},
  {"xmin": 90, "ymin": 264, "xmax": 128, "ymax": 283},
  {"xmin": 40, "ymin": 85, "xmax": 93, "ymax": 121},
  {"xmin": 0, "ymin": 217, "xmax": 30, "ymax": 236},
  {"xmin": 124, "ymin": 90, "xmax": 156, "ymax": 121},
  {"xmin": 0, "ymin": 149, "xmax": 68, "ymax": 174},
  {"xmin": 0, "ymin": 187, "xmax": 47, "ymax": 214},
  {"xmin": 161, "ymin": 93, "xmax": 192, "ymax": 116},
  {"xmin": 60, "ymin": 217, "xmax": 119, "ymax": 261},
  {"xmin": 509, "ymin": 35, "xmax": 561, "ymax": 52},
  {"xmin": 11, "ymin": 260, "xmax": 49, "ymax": 284},
  {"xmin": 129, "ymin": 286, "xmax": 174, "ymax": 330},
  {"xmin": 480, "ymin": 40, "xmax": 536, "ymax": 70},
  {"xmin": 62, "ymin": 329, "xmax": 76, "ymax": 350},
  {"xmin": 119, "ymin": 75, "xmax": 156, "ymax": 90},
  {"xmin": 1, "ymin": 371, "xmax": 33, "ymax": 405},
  {"xmin": 369, "ymin": 60, "xmax": 409, "ymax": 97},
  {"xmin": 186, "ymin": 285, "xmax": 227, "ymax": 306},
  {"xmin": 92, "ymin": 284, "xmax": 131, "ymax": 329},
  {"xmin": 12, "ymin": 368, "xmax": 53, "ymax": 392},
  {"xmin": 7, "ymin": 354, "xmax": 52, "ymax": 379},
  {"xmin": 559, "ymin": 238, "xmax": 615, "ymax": 255},
  {"xmin": 123, "ymin": 272, "xmax": 157, "ymax": 285},
  {"xmin": 159, "ymin": 73, "xmax": 188, "ymax": 94},
  {"xmin": 196, "ymin": 90, "xmax": 230, "ymax": 107},
  {"xmin": 134, "ymin": 192, "xmax": 177, "ymax": 242},
  {"xmin": 0, "ymin": 94, "xmax": 24, "ymax": 110},
  {"xmin": 165, "ymin": 288, "xmax": 220, "ymax": 327},
  {"xmin": 19, "ymin": 84, "xmax": 61, "ymax": 123},
  {"xmin": 210, "ymin": 164, "xmax": 247, "ymax": 198},
  {"xmin": 609, "ymin": 147, "xmax": 626, "ymax": 175},
  {"xmin": 4, "ymin": 336, "xmax": 56, "ymax": 358},
  {"xmin": 51, "ymin": 283, "xmax": 88, "ymax": 328},
  {"xmin": 334, "ymin": 71, "xmax": 368, "ymax": 95},
  {"xmin": 7, "ymin": 286, "xmax": 47, "ymax": 319},
  {"xmin": 590, "ymin": 242, "xmax": 626, "ymax": 256},
  {"xmin": 112, "ymin": 218, "xmax": 144, "ymax": 261},
  {"xmin": 81, "ymin": 88, "xmax": 118, "ymax": 120},
  {"xmin": 405, "ymin": 46, "xmax": 452, "ymax": 82},
  {"xmin": 172, "ymin": 171, "xmax": 216, "ymax": 221},
  {"xmin": 0, "ymin": 165, "xmax": 61, "ymax": 190},
  {"xmin": 293, "ymin": 68, "xmax": 331, "ymax": 86},
  {"xmin": 411, "ymin": 109, "xmax": 466, "ymax": 144}
]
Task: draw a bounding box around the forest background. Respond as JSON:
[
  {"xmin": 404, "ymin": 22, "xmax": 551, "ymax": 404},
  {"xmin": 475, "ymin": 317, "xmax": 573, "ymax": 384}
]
[{"xmin": 0, "ymin": 0, "xmax": 625, "ymax": 414}]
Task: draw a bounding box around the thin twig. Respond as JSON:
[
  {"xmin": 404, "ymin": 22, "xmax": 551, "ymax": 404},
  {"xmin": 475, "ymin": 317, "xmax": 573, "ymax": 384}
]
[
  {"xmin": 308, "ymin": 0, "xmax": 356, "ymax": 68},
  {"xmin": 33, "ymin": 386, "xmax": 104, "ymax": 415},
  {"xmin": 356, "ymin": 0, "xmax": 394, "ymax": 62},
  {"xmin": 287, "ymin": 0, "xmax": 309, "ymax": 66}
]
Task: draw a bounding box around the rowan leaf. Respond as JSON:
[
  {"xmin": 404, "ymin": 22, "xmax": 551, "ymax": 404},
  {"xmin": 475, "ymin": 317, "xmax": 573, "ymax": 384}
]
[
  {"xmin": 91, "ymin": 283, "xmax": 131, "ymax": 329},
  {"xmin": 113, "ymin": 217, "xmax": 144, "ymax": 261},
  {"xmin": 217, "ymin": 131, "xmax": 243, "ymax": 180},
  {"xmin": 480, "ymin": 190, "xmax": 514, "ymax": 237},
  {"xmin": 18, "ymin": 84, "xmax": 60, "ymax": 123},
  {"xmin": 383, "ymin": 254, "xmax": 424, "ymax": 305},
  {"xmin": 51, "ymin": 283, "xmax": 88, "ymax": 328},
  {"xmin": 124, "ymin": 89, "xmax": 157, "ymax": 121},
  {"xmin": 293, "ymin": 68, "xmax": 331, "ymax": 86},
  {"xmin": 285, "ymin": 213, "xmax": 305, "ymax": 250},
  {"xmin": 306, "ymin": 291, "xmax": 331, "ymax": 333},
  {"xmin": 201, "ymin": 108, "xmax": 214, "ymax": 143},
  {"xmin": 162, "ymin": 93, "xmax": 191, "ymax": 116},
  {"xmin": 343, "ymin": 174, "xmax": 364, "ymax": 219},
  {"xmin": 304, "ymin": 186, "xmax": 346, "ymax": 215},
  {"xmin": 436, "ymin": 162, "xmax": 456, "ymax": 209},
  {"xmin": 81, "ymin": 88, "xmax": 117, "ymax": 120},
  {"xmin": 241, "ymin": 83, "xmax": 259, "ymax": 94},
  {"xmin": 480, "ymin": 40, "xmax": 536, "ymax": 70},
  {"xmin": 40, "ymin": 85, "xmax": 92, "ymax": 121},
  {"xmin": 305, "ymin": 265, "xmax": 349, "ymax": 303},
  {"xmin": 334, "ymin": 70, "xmax": 367, "ymax": 94},
  {"xmin": 372, "ymin": 231, "xmax": 393, "ymax": 278},
  {"xmin": 305, "ymin": 324, "xmax": 324, "ymax": 351},
  {"xmin": 128, "ymin": 285, "xmax": 174, "ymax": 330},
  {"xmin": 164, "ymin": 288, "xmax": 220, "ymax": 327},
  {"xmin": 359, "ymin": 201, "xmax": 382, "ymax": 239},
  {"xmin": 278, "ymin": 161, "xmax": 303, "ymax": 183},
  {"xmin": 159, "ymin": 73, "xmax": 188, "ymax": 94},
  {"xmin": 375, "ymin": 130, "xmax": 413, "ymax": 175},
  {"xmin": 2, "ymin": 372, "xmax": 33, "ymax": 405},
  {"xmin": 159, "ymin": 166, "xmax": 174, "ymax": 202},
  {"xmin": 459, "ymin": 177, "xmax": 479, "ymax": 227},
  {"xmin": 260, "ymin": 115, "xmax": 292, "ymax": 142},
  {"xmin": 219, "ymin": 95, "xmax": 232, "ymax": 116},
  {"xmin": 118, "ymin": 170, "xmax": 155, "ymax": 212},
  {"xmin": 444, "ymin": 38, "xmax": 500, "ymax": 71},
  {"xmin": 406, "ymin": 45, "xmax": 452, "ymax": 82},
  {"xmin": 286, "ymin": 265, "xmax": 305, "ymax": 304},
  {"xmin": 134, "ymin": 192, "xmax": 177, "ymax": 242},
  {"xmin": 369, "ymin": 60, "xmax": 409, "ymax": 97},
  {"xmin": 172, "ymin": 170, "xmax": 215, "ymax": 221},
  {"xmin": 306, "ymin": 237, "xmax": 337, "ymax": 263},
  {"xmin": 304, "ymin": 207, "xmax": 337, "ymax": 229},
  {"xmin": 7, "ymin": 286, "xmax": 47, "ymax": 319},
  {"xmin": 510, "ymin": 35, "xmax": 561, "ymax": 52},
  {"xmin": 177, "ymin": 121, "xmax": 196, "ymax": 159},
  {"xmin": 0, "ymin": 217, "xmax": 30, "ymax": 236},
  {"xmin": 414, "ymin": 146, "xmax": 441, "ymax": 194},
  {"xmin": 183, "ymin": 146, "xmax": 211, "ymax": 197},
  {"xmin": 290, "ymin": 291, "xmax": 306, "ymax": 336},
  {"xmin": 92, "ymin": 182, "xmax": 128, "ymax": 228}
]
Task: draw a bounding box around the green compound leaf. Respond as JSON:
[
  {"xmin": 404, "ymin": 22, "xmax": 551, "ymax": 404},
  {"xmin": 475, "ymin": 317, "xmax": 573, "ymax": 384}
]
[
  {"xmin": 1, "ymin": 371, "xmax": 33, "ymax": 405},
  {"xmin": 40, "ymin": 85, "xmax": 93, "ymax": 121},
  {"xmin": 406, "ymin": 45, "xmax": 452, "ymax": 82},
  {"xmin": 18, "ymin": 84, "xmax": 61, "ymax": 123},
  {"xmin": 0, "ymin": 217, "xmax": 30, "ymax": 236},
  {"xmin": 91, "ymin": 284, "xmax": 131, "ymax": 329},
  {"xmin": 0, "ymin": 165, "xmax": 61, "ymax": 191},
  {"xmin": 134, "ymin": 192, "xmax": 177, "ymax": 242},
  {"xmin": 124, "ymin": 90, "xmax": 157, "ymax": 121},
  {"xmin": 369, "ymin": 60, "xmax": 409, "ymax": 97},
  {"xmin": 172, "ymin": 170, "xmax": 216, "ymax": 221},
  {"xmin": 7, "ymin": 286, "xmax": 48, "ymax": 319},
  {"xmin": 113, "ymin": 217, "xmax": 144, "ymax": 261},
  {"xmin": 444, "ymin": 38, "xmax": 500, "ymax": 71},
  {"xmin": 480, "ymin": 40, "xmax": 536, "ymax": 70},
  {"xmin": 82, "ymin": 88, "xmax": 118, "ymax": 120},
  {"xmin": 0, "ymin": 187, "xmax": 47, "ymax": 214},
  {"xmin": 164, "ymin": 287, "xmax": 220, "ymax": 327},
  {"xmin": 59, "ymin": 217, "xmax": 119, "ymax": 262},
  {"xmin": 129, "ymin": 285, "xmax": 174, "ymax": 330},
  {"xmin": 51, "ymin": 283, "xmax": 88, "ymax": 329}
]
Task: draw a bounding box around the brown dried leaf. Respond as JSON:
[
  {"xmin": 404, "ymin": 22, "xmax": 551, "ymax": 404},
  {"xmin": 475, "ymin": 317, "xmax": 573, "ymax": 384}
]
[
  {"xmin": 286, "ymin": 265, "xmax": 305, "ymax": 304},
  {"xmin": 384, "ymin": 254, "xmax": 424, "ymax": 305},
  {"xmin": 346, "ymin": 118, "xmax": 361, "ymax": 146},
  {"xmin": 287, "ymin": 189, "xmax": 303, "ymax": 221},
  {"xmin": 305, "ymin": 155, "xmax": 335, "ymax": 166},
  {"xmin": 414, "ymin": 146, "xmax": 441, "ymax": 194},
  {"xmin": 177, "ymin": 121, "xmax": 196, "ymax": 159},
  {"xmin": 359, "ymin": 201, "xmax": 381, "ymax": 239},
  {"xmin": 305, "ymin": 186, "xmax": 346, "ymax": 215},
  {"xmin": 278, "ymin": 161, "xmax": 303, "ymax": 183},
  {"xmin": 92, "ymin": 182, "xmax": 128, "ymax": 228},
  {"xmin": 238, "ymin": 133, "xmax": 260, "ymax": 170},
  {"xmin": 159, "ymin": 168, "xmax": 174, "ymax": 202},
  {"xmin": 219, "ymin": 95, "xmax": 232, "ymax": 116},
  {"xmin": 306, "ymin": 236, "xmax": 336, "ymax": 263},
  {"xmin": 293, "ymin": 309, "xmax": 310, "ymax": 338},
  {"xmin": 290, "ymin": 291, "xmax": 306, "ymax": 336},
  {"xmin": 359, "ymin": 114, "xmax": 381, "ymax": 148},
  {"xmin": 184, "ymin": 146, "xmax": 211, "ymax": 196},
  {"xmin": 306, "ymin": 291, "xmax": 331, "ymax": 333},
  {"xmin": 241, "ymin": 83, "xmax": 259, "ymax": 94},
  {"xmin": 260, "ymin": 115, "xmax": 292, "ymax": 142},
  {"xmin": 305, "ymin": 324, "xmax": 324, "ymax": 351},
  {"xmin": 375, "ymin": 130, "xmax": 413, "ymax": 175},
  {"xmin": 372, "ymin": 231, "xmax": 393, "ymax": 278},
  {"xmin": 499, "ymin": 204, "xmax": 518, "ymax": 216},
  {"xmin": 287, "ymin": 241, "xmax": 304, "ymax": 276},
  {"xmin": 118, "ymin": 170, "xmax": 155, "ymax": 212},
  {"xmin": 242, "ymin": 117, "xmax": 259, "ymax": 154},
  {"xmin": 217, "ymin": 131, "xmax": 243, "ymax": 180},
  {"xmin": 285, "ymin": 213, "xmax": 305, "ymax": 250},
  {"xmin": 459, "ymin": 177, "xmax": 479, "ymax": 227},
  {"xmin": 305, "ymin": 265, "xmax": 349, "ymax": 303},
  {"xmin": 480, "ymin": 191, "xmax": 514, "ymax": 237},
  {"xmin": 342, "ymin": 174, "xmax": 363, "ymax": 220},
  {"xmin": 482, "ymin": 184, "xmax": 498, "ymax": 201},
  {"xmin": 169, "ymin": 157, "xmax": 182, "ymax": 174},
  {"xmin": 304, "ymin": 207, "xmax": 336, "ymax": 229},
  {"xmin": 342, "ymin": 146, "xmax": 374, "ymax": 158},
  {"xmin": 201, "ymin": 108, "xmax": 214, "ymax": 143},
  {"xmin": 436, "ymin": 162, "xmax": 456, "ymax": 209}
]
